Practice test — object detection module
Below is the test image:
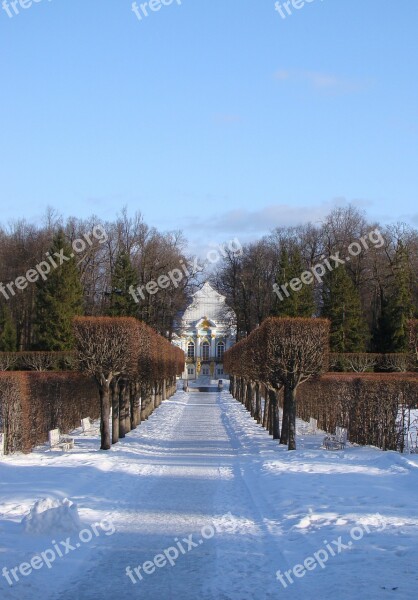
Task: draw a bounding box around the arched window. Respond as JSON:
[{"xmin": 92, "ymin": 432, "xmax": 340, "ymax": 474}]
[
  {"xmin": 187, "ymin": 342, "xmax": 195, "ymax": 359},
  {"xmin": 217, "ymin": 342, "xmax": 225, "ymax": 360},
  {"xmin": 202, "ymin": 341, "xmax": 210, "ymax": 360}
]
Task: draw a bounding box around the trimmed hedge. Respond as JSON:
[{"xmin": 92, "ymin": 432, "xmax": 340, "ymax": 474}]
[
  {"xmin": 409, "ymin": 320, "xmax": 418, "ymax": 371},
  {"xmin": 329, "ymin": 353, "xmax": 411, "ymax": 373},
  {"xmin": 0, "ymin": 371, "xmax": 99, "ymax": 454},
  {"xmin": 0, "ymin": 351, "xmax": 76, "ymax": 372},
  {"xmin": 297, "ymin": 373, "xmax": 418, "ymax": 450}
]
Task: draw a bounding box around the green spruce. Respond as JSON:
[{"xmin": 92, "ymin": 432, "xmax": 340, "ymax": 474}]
[
  {"xmin": 34, "ymin": 230, "xmax": 84, "ymax": 350},
  {"xmin": 273, "ymin": 247, "xmax": 315, "ymax": 317},
  {"xmin": 321, "ymin": 264, "xmax": 366, "ymax": 352},
  {"xmin": 107, "ymin": 250, "xmax": 139, "ymax": 318},
  {"xmin": 374, "ymin": 242, "xmax": 415, "ymax": 352}
]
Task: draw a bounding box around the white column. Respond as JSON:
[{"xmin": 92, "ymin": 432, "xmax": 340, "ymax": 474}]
[{"xmin": 211, "ymin": 335, "xmax": 216, "ymax": 360}]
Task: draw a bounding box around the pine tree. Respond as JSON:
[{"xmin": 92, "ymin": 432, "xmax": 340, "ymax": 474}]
[
  {"xmin": 33, "ymin": 230, "xmax": 84, "ymax": 350},
  {"xmin": 321, "ymin": 264, "xmax": 366, "ymax": 352},
  {"xmin": 107, "ymin": 250, "xmax": 139, "ymax": 318},
  {"xmin": 375, "ymin": 242, "xmax": 415, "ymax": 352},
  {"xmin": 0, "ymin": 303, "xmax": 17, "ymax": 351},
  {"xmin": 273, "ymin": 247, "xmax": 315, "ymax": 318}
]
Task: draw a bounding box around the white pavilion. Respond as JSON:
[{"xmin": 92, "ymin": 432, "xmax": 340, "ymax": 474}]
[{"xmin": 173, "ymin": 282, "xmax": 236, "ymax": 380}]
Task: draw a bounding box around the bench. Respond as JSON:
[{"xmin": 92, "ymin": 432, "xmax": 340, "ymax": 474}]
[
  {"xmin": 323, "ymin": 426, "xmax": 347, "ymax": 450},
  {"xmin": 409, "ymin": 431, "xmax": 418, "ymax": 454},
  {"xmin": 309, "ymin": 417, "xmax": 318, "ymax": 434},
  {"xmin": 0, "ymin": 432, "xmax": 5, "ymax": 456},
  {"xmin": 81, "ymin": 417, "xmax": 92, "ymax": 433},
  {"xmin": 299, "ymin": 417, "xmax": 318, "ymax": 436},
  {"xmin": 49, "ymin": 429, "xmax": 74, "ymax": 452}
]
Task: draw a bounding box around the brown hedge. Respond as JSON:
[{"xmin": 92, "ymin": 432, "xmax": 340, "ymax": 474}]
[
  {"xmin": 0, "ymin": 371, "xmax": 99, "ymax": 454},
  {"xmin": 329, "ymin": 352, "xmax": 411, "ymax": 373},
  {"xmin": 409, "ymin": 320, "xmax": 418, "ymax": 371},
  {"xmin": 0, "ymin": 351, "xmax": 76, "ymax": 372},
  {"xmin": 297, "ymin": 372, "xmax": 418, "ymax": 450}
]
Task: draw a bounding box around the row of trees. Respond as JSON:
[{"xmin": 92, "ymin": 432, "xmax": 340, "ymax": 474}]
[
  {"xmin": 73, "ymin": 317, "xmax": 184, "ymax": 450},
  {"xmin": 224, "ymin": 317, "xmax": 330, "ymax": 450},
  {"xmin": 212, "ymin": 205, "xmax": 418, "ymax": 352},
  {"xmin": 0, "ymin": 209, "xmax": 198, "ymax": 351},
  {"xmin": 225, "ymin": 318, "xmax": 418, "ymax": 451}
]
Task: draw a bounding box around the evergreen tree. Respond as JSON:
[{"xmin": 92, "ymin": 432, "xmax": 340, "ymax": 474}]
[
  {"xmin": 34, "ymin": 230, "xmax": 84, "ymax": 350},
  {"xmin": 374, "ymin": 242, "xmax": 415, "ymax": 352},
  {"xmin": 273, "ymin": 247, "xmax": 315, "ymax": 318},
  {"xmin": 107, "ymin": 250, "xmax": 139, "ymax": 318},
  {"xmin": 321, "ymin": 264, "xmax": 366, "ymax": 352},
  {"xmin": 0, "ymin": 303, "xmax": 17, "ymax": 351}
]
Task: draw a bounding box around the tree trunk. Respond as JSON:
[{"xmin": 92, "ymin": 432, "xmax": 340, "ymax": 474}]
[
  {"xmin": 246, "ymin": 382, "xmax": 254, "ymax": 414},
  {"xmin": 288, "ymin": 385, "xmax": 298, "ymax": 451},
  {"xmin": 140, "ymin": 386, "xmax": 149, "ymax": 421},
  {"xmin": 124, "ymin": 383, "xmax": 131, "ymax": 434},
  {"xmin": 99, "ymin": 381, "xmax": 111, "ymax": 450},
  {"xmin": 263, "ymin": 390, "xmax": 270, "ymax": 430},
  {"xmin": 129, "ymin": 382, "xmax": 135, "ymax": 430},
  {"xmin": 254, "ymin": 383, "xmax": 261, "ymax": 424},
  {"xmin": 131, "ymin": 381, "xmax": 141, "ymax": 429},
  {"xmin": 137, "ymin": 382, "xmax": 142, "ymax": 426},
  {"xmin": 269, "ymin": 389, "xmax": 281, "ymax": 440},
  {"xmin": 111, "ymin": 379, "xmax": 119, "ymax": 445},
  {"xmin": 280, "ymin": 384, "xmax": 291, "ymax": 445},
  {"xmin": 230, "ymin": 375, "xmax": 235, "ymax": 397},
  {"xmin": 268, "ymin": 396, "xmax": 274, "ymax": 435},
  {"xmin": 240, "ymin": 378, "xmax": 245, "ymax": 404},
  {"xmin": 119, "ymin": 379, "xmax": 126, "ymax": 438}
]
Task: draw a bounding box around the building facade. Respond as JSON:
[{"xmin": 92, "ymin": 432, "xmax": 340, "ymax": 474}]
[{"xmin": 173, "ymin": 282, "xmax": 236, "ymax": 380}]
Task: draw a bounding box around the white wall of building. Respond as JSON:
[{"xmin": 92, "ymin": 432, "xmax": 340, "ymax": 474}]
[{"xmin": 173, "ymin": 282, "xmax": 236, "ymax": 380}]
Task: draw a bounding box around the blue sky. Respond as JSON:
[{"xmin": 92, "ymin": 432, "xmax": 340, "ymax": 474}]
[{"xmin": 0, "ymin": 0, "xmax": 417, "ymax": 250}]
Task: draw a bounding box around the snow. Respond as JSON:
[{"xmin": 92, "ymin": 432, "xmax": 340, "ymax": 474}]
[
  {"xmin": 22, "ymin": 498, "xmax": 82, "ymax": 535},
  {"xmin": 1, "ymin": 387, "xmax": 418, "ymax": 599}
]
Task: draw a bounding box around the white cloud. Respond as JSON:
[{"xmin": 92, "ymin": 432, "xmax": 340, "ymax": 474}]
[
  {"xmin": 212, "ymin": 113, "xmax": 242, "ymax": 125},
  {"xmin": 274, "ymin": 69, "xmax": 372, "ymax": 94},
  {"xmin": 175, "ymin": 199, "xmax": 374, "ymax": 256}
]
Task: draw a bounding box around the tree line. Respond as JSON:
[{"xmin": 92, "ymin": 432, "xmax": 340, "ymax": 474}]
[
  {"xmin": 212, "ymin": 205, "xmax": 418, "ymax": 352},
  {"xmin": 0, "ymin": 208, "xmax": 198, "ymax": 351},
  {"xmin": 1, "ymin": 204, "xmax": 417, "ymax": 354}
]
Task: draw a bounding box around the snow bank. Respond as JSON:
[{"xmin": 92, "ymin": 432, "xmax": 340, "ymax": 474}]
[{"xmin": 22, "ymin": 498, "xmax": 82, "ymax": 535}]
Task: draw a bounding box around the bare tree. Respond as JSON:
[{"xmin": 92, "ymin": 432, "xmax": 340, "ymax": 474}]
[
  {"xmin": 263, "ymin": 317, "xmax": 330, "ymax": 450},
  {"xmin": 73, "ymin": 317, "xmax": 139, "ymax": 449}
]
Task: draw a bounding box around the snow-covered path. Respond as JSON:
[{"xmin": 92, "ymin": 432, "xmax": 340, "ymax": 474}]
[
  {"xmin": 58, "ymin": 390, "xmax": 288, "ymax": 600},
  {"xmin": 1, "ymin": 388, "xmax": 418, "ymax": 600}
]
